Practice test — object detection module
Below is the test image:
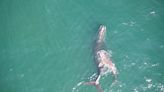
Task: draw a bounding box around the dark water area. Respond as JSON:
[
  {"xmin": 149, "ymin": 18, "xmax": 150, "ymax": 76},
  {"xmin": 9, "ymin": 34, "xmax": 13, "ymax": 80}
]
[{"xmin": 0, "ymin": 0, "xmax": 164, "ymax": 92}]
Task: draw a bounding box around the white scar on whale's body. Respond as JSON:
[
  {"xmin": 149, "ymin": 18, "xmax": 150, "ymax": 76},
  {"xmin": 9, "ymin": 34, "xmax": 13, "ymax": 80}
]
[{"xmin": 97, "ymin": 50, "xmax": 117, "ymax": 75}]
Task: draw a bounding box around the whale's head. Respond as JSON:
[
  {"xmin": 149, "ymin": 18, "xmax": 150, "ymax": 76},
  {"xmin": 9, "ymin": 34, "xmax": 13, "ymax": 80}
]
[{"xmin": 98, "ymin": 25, "xmax": 106, "ymax": 42}]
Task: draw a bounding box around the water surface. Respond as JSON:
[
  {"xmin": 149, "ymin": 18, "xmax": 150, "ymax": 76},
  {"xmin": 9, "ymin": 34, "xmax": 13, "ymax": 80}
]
[{"xmin": 0, "ymin": 0, "xmax": 164, "ymax": 92}]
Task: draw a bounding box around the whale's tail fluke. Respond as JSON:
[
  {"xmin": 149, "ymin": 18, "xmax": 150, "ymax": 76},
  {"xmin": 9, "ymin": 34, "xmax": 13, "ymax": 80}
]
[
  {"xmin": 83, "ymin": 75, "xmax": 103, "ymax": 92},
  {"xmin": 83, "ymin": 81, "xmax": 103, "ymax": 92}
]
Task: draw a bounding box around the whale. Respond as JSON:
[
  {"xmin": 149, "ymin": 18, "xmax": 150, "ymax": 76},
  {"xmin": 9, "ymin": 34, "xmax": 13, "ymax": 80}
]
[{"xmin": 83, "ymin": 25, "xmax": 118, "ymax": 92}]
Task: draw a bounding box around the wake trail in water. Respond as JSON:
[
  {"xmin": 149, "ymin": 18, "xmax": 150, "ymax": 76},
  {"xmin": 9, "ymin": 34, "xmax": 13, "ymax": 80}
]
[
  {"xmin": 72, "ymin": 73, "xmax": 98, "ymax": 92},
  {"xmin": 72, "ymin": 81, "xmax": 84, "ymax": 92}
]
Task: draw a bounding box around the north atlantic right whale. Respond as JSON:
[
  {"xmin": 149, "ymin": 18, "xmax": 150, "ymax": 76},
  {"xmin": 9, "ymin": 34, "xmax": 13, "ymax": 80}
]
[{"xmin": 83, "ymin": 25, "xmax": 118, "ymax": 92}]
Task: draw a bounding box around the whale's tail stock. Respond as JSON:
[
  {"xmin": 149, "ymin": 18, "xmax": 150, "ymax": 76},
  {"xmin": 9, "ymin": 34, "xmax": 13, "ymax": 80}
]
[{"xmin": 83, "ymin": 75, "xmax": 104, "ymax": 92}]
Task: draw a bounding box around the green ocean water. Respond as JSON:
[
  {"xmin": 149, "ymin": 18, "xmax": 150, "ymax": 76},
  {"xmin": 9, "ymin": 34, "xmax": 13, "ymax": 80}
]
[{"xmin": 0, "ymin": 0, "xmax": 164, "ymax": 92}]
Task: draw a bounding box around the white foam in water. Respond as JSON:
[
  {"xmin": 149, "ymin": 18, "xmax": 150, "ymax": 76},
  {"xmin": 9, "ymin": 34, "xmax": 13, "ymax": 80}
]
[
  {"xmin": 20, "ymin": 74, "xmax": 25, "ymax": 78},
  {"xmin": 133, "ymin": 77, "xmax": 164, "ymax": 91},
  {"xmin": 90, "ymin": 73, "xmax": 97, "ymax": 78},
  {"xmin": 157, "ymin": 83, "xmax": 164, "ymax": 92},
  {"xmin": 125, "ymin": 55, "xmax": 129, "ymax": 58},
  {"xmin": 151, "ymin": 63, "xmax": 159, "ymax": 67},
  {"xmin": 150, "ymin": 11, "xmax": 156, "ymax": 15},
  {"xmin": 144, "ymin": 62, "xmax": 147, "ymax": 65},
  {"xmin": 73, "ymin": 72, "xmax": 97, "ymax": 92},
  {"xmin": 72, "ymin": 87, "xmax": 76, "ymax": 92},
  {"xmin": 107, "ymin": 50, "xmax": 112, "ymax": 57},
  {"xmin": 146, "ymin": 79, "xmax": 152, "ymax": 83},
  {"xmin": 113, "ymin": 30, "xmax": 118, "ymax": 34},
  {"xmin": 9, "ymin": 68, "xmax": 13, "ymax": 71},
  {"xmin": 72, "ymin": 81, "xmax": 84, "ymax": 92},
  {"xmin": 144, "ymin": 77, "xmax": 152, "ymax": 82},
  {"xmin": 146, "ymin": 38, "xmax": 150, "ymax": 41},
  {"xmin": 89, "ymin": 73, "xmax": 97, "ymax": 81},
  {"xmin": 133, "ymin": 88, "xmax": 138, "ymax": 92},
  {"xmin": 131, "ymin": 63, "xmax": 136, "ymax": 66},
  {"xmin": 122, "ymin": 22, "xmax": 128, "ymax": 25},
  {"xmin": 77, "ymin": 82, "xmax": 83, "ymax": 86},
  {"xmin": 140, "ymin": 29, "xmax": 144, "ymax": 32},
  {"xmin": 144, "ymin": 77, "xmax": 155, "ymax": 89},
  {"xmin": 160, "ymin": 45, "xmax": 164, "ymax": 48},
  {"xmin": 147, "ymin": 84, "xmax": 153, "ymax": 88},
  {"xmin": 129, "ymin": 21, "xmax": 136, "ymax": 26},
  {"xmin": 72, "ymin": 73, "xmax": 98, "ymax": 92},
  {"xmin": 121, "ymin": 21, "xmax": 136, "ymax": 27}
]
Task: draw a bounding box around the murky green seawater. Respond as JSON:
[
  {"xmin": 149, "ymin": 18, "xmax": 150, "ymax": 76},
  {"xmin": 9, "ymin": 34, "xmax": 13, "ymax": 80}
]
[{"xmin": 0, "ymin": 0, "xmax": 164, "ymax": 92}]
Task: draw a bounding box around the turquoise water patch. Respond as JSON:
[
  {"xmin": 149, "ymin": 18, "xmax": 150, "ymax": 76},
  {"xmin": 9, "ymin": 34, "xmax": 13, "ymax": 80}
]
[{"xmin": 0, "ymin": 0, "xmax": 164, "ymax": 92}]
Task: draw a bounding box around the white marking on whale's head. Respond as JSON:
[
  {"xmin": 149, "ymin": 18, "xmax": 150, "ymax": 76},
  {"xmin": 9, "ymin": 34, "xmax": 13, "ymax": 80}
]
[{"xmin": 98, "ymin": 25, "xmax": 106, "ymax": 42}]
